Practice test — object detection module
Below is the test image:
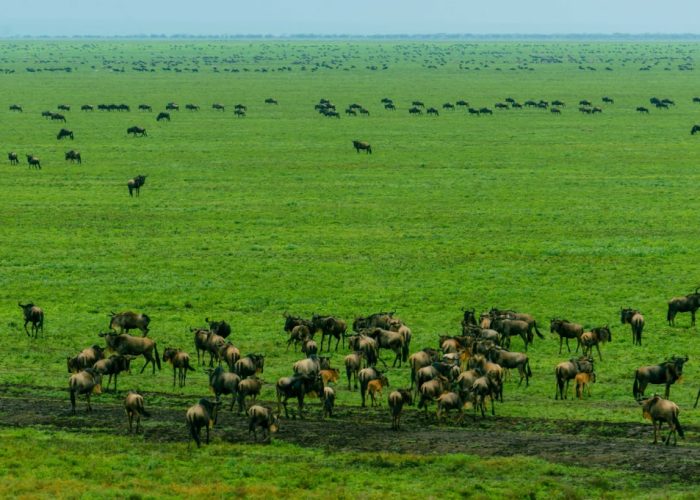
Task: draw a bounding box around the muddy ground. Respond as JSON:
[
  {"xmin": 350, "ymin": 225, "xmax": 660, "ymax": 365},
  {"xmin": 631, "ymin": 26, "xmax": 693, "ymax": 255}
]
[{"xmin": 1, "ymin": 384, "xmax": 699, "ymax": 482}]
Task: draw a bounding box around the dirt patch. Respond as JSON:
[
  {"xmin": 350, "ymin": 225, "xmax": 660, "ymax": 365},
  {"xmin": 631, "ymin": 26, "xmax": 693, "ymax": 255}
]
[{"xmin": 0, "ymin": 389, "xmax": 698, "ymax": 481}]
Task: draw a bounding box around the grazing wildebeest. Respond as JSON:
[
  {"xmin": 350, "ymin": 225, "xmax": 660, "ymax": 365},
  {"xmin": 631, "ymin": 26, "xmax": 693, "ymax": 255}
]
[
  {"xmin": 156, "ymin": 112, "xmax": 170, "ymax": 122},
  {"xmin": 467, "ymin": 107, "xmax": 480, "ymax": 116},
  {"xmin": 127, "ymin": 175, "xmax": 147, "ymax": 197},
  {"xmin": 26, "ymin": 154, "xmax": 41, "ymax": 169},
  {"xmin": 352, "ymin": 140, "xmax": 372, "ymax": 154},
  {"xmin": 479, "ymin": 107, "xmax": 493, "ymax": 115},
  {"xmin": 579, "ymin": 99, "xmax": 592, "ymax": 106},
  {"xmin": 456, "ymin": 100, "xmax": 469, "ymax": 107},
  {"xmin": 621, "ymin": 308, "xmax": 645, "ymax": 346},
  {"xmin": 388, "ymin": 389, "xmax": 413, "ymax": 430},
  {"xmin": 58, "ymin": 104, "xmax": 70, "ymax": 111},
  {"xmin": 602, "ymin": 96, "xmax": 614, "ymax": 104},
  {"xmin": 162, "ymin": 347, "xmax": 195, "ymax": 388},
  {"xmin": 186, "ymin": 399, "xmax": 221, "ymax": 447},
  {"xmin": 550, "ymin": 108, "xmax": 561, "ymax": 114},
  {"xmin": 692, "ymin": 125, "xmax": 700, "ymax": 135},
  {"xmin": 99, "ymin": 331, "xmax": 161, "ymax": 374},
  {"xmin": 637, "ymin": 107, "xmax": 650, "ymax": 113},
  {"xmin": 81, "ymin": 104, "xmax": 94, "ymax": 111},
  {"xmin": 667, "ymin": 288, "xmax": 700, "ymax": 326},
  {"xmin": 411, "ymin": 100, "xmax": 425, "ymax": 108},
  {"xmin": 234, "ymin": 109, "xmax": 246, "ymax": 117},
  {"xmin": 442, "ymin": 102, "xmax": 454, "ymax": 110},
  {"xmin": 18, "ymin": 303, "xmax": 44, "ymax": 337},
  {"xmin": 67, "ymin": 345, "xmax": 105, "ymax": 373},
  {"xmin": 282, "ymin": 312, "xmax": 315, "ymax": 335},
  {"xmin": 633, "ymin": 356, "xmax": 688, "ymax": 400},
  {"xmin": 550, "ymin": 318, "xmax": 584, "ymax": 354},
  {"xmin": 640, "ymin": 395, "xmax": 684, "ymax": 445},
  {"xmin": 65, "ymin": 150, "xmax": 81, "ymax": 164},
  {"xmin": 554, "ymin": 356, "xmax": 594, "ymax": 400},
  {"xmin": 138, "ymin": 104, "xmax": 152, "ymax": 112},
  {"xmin": 109, "ymin": 310, "xmax": 150, "ymax": 335},
  {"xmin": 384, "ymin": 103, "xmax": 396, "ymax": 110},
  {"xmin": 57, "ymin": 128, "xmax": 74, "ymax": 140},
  {"xmin": 8, "ymin": 152, "xmax": 19, "ymax": 165},
  {"xmin": 212, "ymin": 103, "xmax": 225, "ymax": 111},
  {"xmin": 264, "ymin": 98, "xmax": 278, "ymax": 105},
  {"xmin": 426, "ymin": 107, "xmax": 439, "ymax": 116},
  {"xmin": 124, "ymin": 392, "xmax": 150, "ymax": 433},
  {"xmin": 185, "ymin": 104, "xmax": 199, "ymax": 111},
  {"xmin": 408, "ymin": 106, "xmax": 422, "ymax": 115},
  {"xmin": 9, "ymin": 104, "xmax": 22, "ymax": 112},
  {"xmin": 69, "ymin": 368, "xmax": 102, "ymax": 414},
  {"xmin": 234, "ymin": 353, "xmax": 265, "ymax": 378},
  {"xmin": 312, "ymin": 314, "xmax": 347, "ymax": 351},
  {"xmin": 276, "ymin": 373, "xmax": 324, "ymax": 419},
  {"xmin": 165, "ymin": 102, "xmax": 179, "ymax": 111},
  {"xmin": 207, "ymin": 365, "xmax": 241, "ymax": 410},
  {"xmin": 127, "ymin": 126, "xmax": 147, "ymax": 136},
  {"xmin": 580, "ymin": 325, "xmax": 611, "ymax": 361},
  {"xmin": 93, "ymin": 354, "xmax": 133, "ymax": 392},
  {"xmin": 247, "ymin": 405, "xmax": 279, "ymax": 442},
  {"xmin": 51, "ymin": 113, "xmax": 66, "ymax": 122}
]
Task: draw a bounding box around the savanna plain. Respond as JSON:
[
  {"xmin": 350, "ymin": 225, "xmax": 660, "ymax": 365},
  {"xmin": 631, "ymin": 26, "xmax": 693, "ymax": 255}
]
[{"xmin": 2, "ymin": 40, "xmax": 700, "ymax": 498}]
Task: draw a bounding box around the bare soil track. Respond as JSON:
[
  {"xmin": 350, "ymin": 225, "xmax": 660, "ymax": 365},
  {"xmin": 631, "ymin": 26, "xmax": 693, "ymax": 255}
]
[{"xmin": 0, "ymin": 385, "xmax": 699, "ymax": 481}]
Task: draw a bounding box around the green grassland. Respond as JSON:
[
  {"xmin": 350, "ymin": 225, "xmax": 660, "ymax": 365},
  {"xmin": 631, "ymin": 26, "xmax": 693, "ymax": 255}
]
[{"xmin": 2, "ymin": 40, "xmax": 700, "ymax": 497}]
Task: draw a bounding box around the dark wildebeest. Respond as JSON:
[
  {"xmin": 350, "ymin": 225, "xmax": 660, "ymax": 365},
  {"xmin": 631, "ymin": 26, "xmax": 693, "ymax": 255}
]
[
  {"xmin": 51, "ymin": 113, "xmax": 66, "ymax": 122},
  {"xmin": 93, "ymin": 354, "xmax": 133, "ymax": 392},
  {"xmin": 65, "ymin": 150, "xmax": 81, "ymax": 164},
  {"xmin": 312, "ymin": 314, "xmax": 347, "ymax": 352},
  {"xmin": 554, "ymin": 356, "xmax": 594, "ymax": 400},
  {"xmin": 287, "ymin": 324, "xmax": 311, "ymax": 351},
  {"xmin": 412, "ymin": 100, "xmax": 425, "ymax": 108},
  {"xmin": 234, "ymin": 354, "xmax": 265, "ymax": 379},
  {"xmin": 408, "ymin": 106, "xmax": 422, "ymax": 115},
  {"xmin": 57, "ymin": 128, "xmax": 74, "ymax": 140},
  {"xmin": 633, "ymin": 356, "xmax": 688, "ymax": 400},
  {"xmin": 162, "ymin": 347, "xmax": 195, "ymax": 388},
  {"xmin": 282, "ymin": 312, "xmax": 315, "ymax": 335},
  {"xmin": 388, "ymin": 389, "xmax": 413, "ymax": 430},
  {"xmin": 186, "ymin": 399, "xmax": 221, "ymax": 447},
  {"xmin": 639, "ymin": 395, "xmax": 684, "ymax": 445},
  {"xmin": 127, "ymin": 175, "xmax": 147, "ymax": 197},
  {"xmin": 185, "ymin": 104, "xmax": 199, "ymax": 111},
  {"xmin": 81, "ymin": 104, "xmax": 94, "ymax": 111},
  {"xmin": 692, "ymin": 125, "xmax": 700, "ymax": 135},
  {"xmin": 426, "ymin": 107, "xmax": 439, "ymax": 116},
  {"xmin": 206, "ymin": 317, "xmax": 231, "ymax": 339},
  {"xmin": 156, "ymin": 112, "xmax": 170, "ymax": 122},
  {"xmin": 347, "ymin": 334, "xmax": 378, "ymax": 368},
  {"xmin": 491, "ymin": 316, "xmax": 531, "ymax": 351},
  {"xmin": 276, "ymin": 373, "xmax": 324, "ymax": 419},
  {"xmin": 18, "ymin": 303, "xmax": 44, "ymax": 338},
  {"xmin": 127, "ymin": 126, "xmax": 147, "ymax": 136},
  {"xmin": 138, "ymin": 104, "xmax": 152, "ymax": 112},
  {"xmin": 99, "ymin": 331, "xmax": 161, "ymax": 374},
  {"xmin": 264, "ymin": 98, "xmax": 278, "ymax": 105},
  {"xmin": 26, "ymin": 154, "xmax": 41, "ymax": 169},
  {"xmin": 667, "ymin": 288, "xmax": 700, "ymax": 326},
  {"xmin": 490, "ymin": 308, "xmax": 544, "ymax": 343},
  {"xmin": 408, "ymin": 348, "xmax": 440, "ymax": 389},
  {"xmin": 580, "ymin": 325, "xmax": 611, "ymax": 361},
  {"xmin": 124, "ymin": 392, "xmax": 150, "ymax": 433},
  {"xmin": 67, "ymin": 345, "xmax": 105, "ymax": 373},
  {"xmin": 486, "ymin": 346, "xmax": 532, "ymax": 387},
  {"xmin": 58, "ymin": 104, "xmax": 70, "ymax": 111},
  {"xmin": 165, "ymin": 102, "xmax": 179, "ymax": 111},
  {"xmin": 367, "ymin": 327, "xmax": 406, "ymax": 367},
  {"xmin": 207, "ymin": 365, "xmax": 241, "ymax": 410},
  {"xmin": 236, "ymin": 376, "xmax": 264, "ymax": 414},
  {"xmin": 621, "ymin": 308, "xmax": 645, "ymax": 346},
  {"xmin": 8, "ymin": 152, "xmax": 19, "ymax": 165},
  {"xmin": 219, "ymin": 342, "xmax": 241, "ymax": 372},
  {"xmin": 248, "ymin": 405, "xmax": 279, "ymax": 442},
  {"xmin": 109, "ymin": 311, "xmax": 150, "ymax": 335},
  {"xmin": 212, "ymin": 103, "xmax": 225, "ymax": 111},
  {"xmin": 550, "ymin": 318, "xmax": 584, "ymax": 354},
  {"xmin": 9, "ymin": 104, "xmax": 22, "ymax": 112},
  {"xmin": 352, "ymin": 311, "xmax": 395, "ymax": 332},
  {"xmin": 637, "ymin": 107, "xmax": 650, "ymax": 113},
  {"xmin": 602, "ymin": 96, "xmax": 614, "ymax": 104},
  {"xmin": 352, "ymin": 140, "xmax": 372, "ymax": 154},
  {"xmin": 234, "ymin": 109, "xmax": 246, "ymax": 117},
  {"xmin": 69, "ymin": 368, "xmax": 102, "ymax": 414}
]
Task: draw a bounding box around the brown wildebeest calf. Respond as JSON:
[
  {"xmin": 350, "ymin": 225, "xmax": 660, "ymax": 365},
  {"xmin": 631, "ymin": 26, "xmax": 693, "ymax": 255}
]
[
  {"xmin": 109, "ymin": 310, "xmax": 150, "ymax": 335},
  {"xmin": 621, "ymin": 308, "xmax": 645, "ymax": 346},
  {"xmin": 162, "ymin": 347, "xmax": 195, "ymax": 388},
  {"xmin": 18, "ymin": 303, "xmax": 44, "ymax": 338}
]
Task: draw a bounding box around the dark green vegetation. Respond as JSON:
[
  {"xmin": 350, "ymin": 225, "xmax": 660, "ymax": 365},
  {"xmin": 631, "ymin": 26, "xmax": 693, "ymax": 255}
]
[{"xmin": 2, "ymin": 40, "xmax": 700, "ymax": 497}]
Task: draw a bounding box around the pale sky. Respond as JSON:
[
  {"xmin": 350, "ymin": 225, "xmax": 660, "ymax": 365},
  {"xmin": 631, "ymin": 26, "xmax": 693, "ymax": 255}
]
[{"xmin": 1, "ymin": 0, "xmax": 698, "ymax": 36}]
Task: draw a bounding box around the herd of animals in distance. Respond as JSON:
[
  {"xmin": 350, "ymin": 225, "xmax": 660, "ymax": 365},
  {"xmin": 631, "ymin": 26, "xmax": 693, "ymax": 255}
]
[
  {"xmin": 6, "ymin": 94, "xmax": 700, "ymax": 197},
  {"xmin": 16, "ymin": 287, "xmax": 700, "ymax": 447}
]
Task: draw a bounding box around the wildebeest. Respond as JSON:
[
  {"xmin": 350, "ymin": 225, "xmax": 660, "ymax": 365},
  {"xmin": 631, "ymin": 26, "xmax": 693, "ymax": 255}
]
[
  {"xmin": 486, "ymin": 346, "xmax": 532, "ymax": 387},
  {"xmin": 388, "ymin": 389, "xmax": 413, "ymax": 430},
  {"xmin": 51, "ymin": 113, "xmax": 66, "ymax": 122},
  {"xmin": 58, "ymin": 104, "xmax": 70, "ymax": 111},
  {"xmin": 65, "ymin": 150, "xmax": 81, "ymax": 164},
  {"xmin": 491, "ymin": 316, "xmax": 531, "ymax": 351},
  {"xmin": 283, "ymin": 312, "xmax": 315, "ymax": 335},
  {"xmin": 186, "ymin": 398, "xmax": 221, "ymax": 447},
  {"xmin": 99, "ymin": 331, "xmax": 161, "ymax": 374},
  {"xmin": 640, "ymin": 395, "xmax": 684, "ymax": 445},
  {"xmin": 426, "ymin": 107, "xmax": 439, "ymax": 116},
  {"xmin": 124, "ymin": 392, "xmax": 150, "ymax": 433},
  {"xmin": 234, "ymin": 109, "xmax": 246, "ymax": 117},
  {"xmin": 67, "ymin": 345, "xmax": 104, "ymax": 373},
  {"xmin": 359, "ymin": 367, "xmax": 389, "ymax": 408},
  {"xmin": 165, "ymin": 102, "xmax": 179, "ymax": 111},
  {"xmin": 162, "ymin": 347, "xmax": 195, "ymax": 387},
  {"xmin": 156, "ymin": 112, "xmax": 170, "ymax": 122},
  {"xmin": 185, "ymin": 104, "xmax": 199, "ymax": 111},
  {"xmin": 554, "ymin": 356, "xmax": 594, "ymax": 400},
  {"xmin": 93, "ymin": 354, "xmax": 133, "ymax": 392},
  {"xmin": 9, "ymin": 104, "xmax": 22, "ymax": 112},
  {"xmin": 26, "ymin": 154, "xmax": 41, "ymax": 169},
  {"xmin": 276, "ymin": 373, "xmax": 324, "ymax": 418},
  {"xmin": 212, "ymin": 103, "xmax": 225, "ymax": 111},
  {"xmin": 667, "ymin": 287, "xmax": 700, "ymax": 326},
  {"xmin": 633, "ymin": 356, "xmax": 688, "ymax": 400},
  {"xmin": 219, "ymin": 342, "xmax": 240, "ymax": 371},
  {"xmin": 408, "ymin": 106, "xmax": 422, "ymax": 115},
  {"xmin": 236, "ymin": 376, "xmax": 264, "ymax": 414},
  {"xmin": 636, "ymin": 107, "xmax": 650, "ymax": 113},
  {"xmin": 8, "ymin": 152, "xmax": 19, "ymax": 165},
  {"xmin": 467, "ymin": 107, "xmax": 480, "ymax": 116},
  {"xmin": 69, "ymin": 368, "xmax": 102, "ymax": 414},
  {"xmin": 621, "ymin": 308, "xmax": 645, "ymax": 346},
  {"xmin": 18, "ymin": 303, "xmax": 44, "ymax": 337},
  {"xmin": 344, "ymin": 351, "xmax": 364, "ymax": 390},
  {"xmin": 322, "ymin": 386, "xmax": 336, "ymax": 418},
  {"xmin": 287, "ymin": 324, "xmax": 311, "ymax": 351},
  {"xmin": 417, "ymin": 375, "xmax": 449, "ymax": 416},
  {"xmin": 57, "ymin": 128, "xmax": 74, "ymax": 140},
  {"xmin": 312, "ymin": 314, "xmax": 347, "ymax": 351},
  {"xmin": 202, "ymin": 331, "xmax": 226, "ymax": 366},
  {"xmin": 575, "ymin": 371, "xmax": 595, "ymax": 400},
  {"xmin": 692, "ymin": 125, "xmax": 700, "ymax": 135},
  {"xmin": 408, "ymin": 348, "xmax": 440, "ymax": 389},
  {"xmin": 207, "ymin": 365, "xmax": 241, "ymax": 410},
  {"xmin": 602, "ymin": 96, "xmax": 614, "ymax": 104},
  {"xmin": 550, "ymin": 318, "xmax": 584, "ymax": 354},
  {"xmin": 206, "ymin": 317, "xmax": 231, "ymax": 338},
  {"xmin": 367, "ymin": 327, "xmax": 406, "ymax": 367},
  {"xmin": 264, "ymin": 98, "xmax": 278, "ymax": 104},
  {"xmin": 81, "ymin": 104, "xmax": 94, "ymax": 111},
  {"xmin": 352, "ymin": 140, "xmax": 372, "ymax": 154},
  {"xmin": 234, "ymin": 354, "xmax": 265, "ymax": 378},
  {"xmin": 580, "ymin": 325, "xmax": 611, "ymax": 361},
  {"xmin": 127, "ymin": 175, "xmax": 147, "ymax": 197},
  {"xmin": 138, "ymin": 104, "xmax": 152, "ymax": 112},
  {"xmin": 248, "ymin": 405, "xmax": 279, "ymax": 442},
  {"xmin": 347, "ymin": 334, "xmax": 378, "ymax": 367},
  {"xmin": 127, "ymin": 126, "xmax": 147, "ymax": 136},
  {"xmin": 109, "ymin": 311, "xmax": 150, "ymax": 335}
]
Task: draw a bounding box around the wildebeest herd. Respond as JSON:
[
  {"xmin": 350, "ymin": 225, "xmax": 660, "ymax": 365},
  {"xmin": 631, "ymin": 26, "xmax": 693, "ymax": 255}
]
[{"xmin": 16, "ymin": 284, "xmax": 700, "ymax": 448}]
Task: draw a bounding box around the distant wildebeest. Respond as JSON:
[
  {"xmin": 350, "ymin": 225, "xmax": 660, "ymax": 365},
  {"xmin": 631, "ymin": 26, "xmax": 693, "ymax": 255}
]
[
  {"xmin": 694, "ymin": 97, "xmax": 700, "ymax": 104},
  {"xmin": 109, "ymin": 310, "xmax": 150, "ymax": 335},
  {"xmin": 51, "ymin": 113, "xmax": 66, "ymax": 123},
  {"xmin": 388, "ymin": 389, "xmax": 413, "ymax": 430},
  {"xmin": 312, "ymin": 314, "xmax": 347, "ymax": 351},
  {"xmin": 234, "ymin": 104, "xmax": 247, "ymax": 112},
  {"xmin": 185, "ymin": 103, "xmax": 199, "ymax": 111},
  {"xmin": 138, "ymin": 104, "xmax": 152, "ymax": 112},
  {"xmin": 65, "ymin": 150, "xmax": 81, "ymax": 164},
  {"xmin": 127, "ymin": 126, "xmax": 147, "ymax": 136},
  {"xmin": 248, "ymin": 405, "xmax": 280, "ymax": 442},
  {"xmin": 99, "ymin": 331, "xmax": 161, "ymax": 374},
  {"xmin": 58, "ymin": 104, "xmax": 70, "ymax": 111},
  {"xmin": 479, "ymin": 107, "xmax": 493, "ymax": 115},
  {"xmin": 467, "ymin": 107, "xmax": 480, "ymax": 116},
  {"xmin": 212, "ymin": 103, "xmax": 225, "ymax": 111},
  {"xmin": 162, "ymin": 347, "xmax": 195, "ymax": 388},
  {"xmin": 692, "ymin": 125, "xmax": 700, "ymax": 135},
  {"xmin": 633, "ymin": 356, "xmax": 688, "ymax": 400},
  {"xmin": 234, "ymin": 109, "xmax": 246, "ymax": 117},
  {"xmin": 127, "ymin": 175, "xmax": 147, "ymax": 197},
  {"xmin": 554, "ymin": 356, "xmax": 594, "ymax": 400},
  {"xmin": 165, "ymin": 102, "xmax": 179, "ymax": 111},
  {"xmin": 26, "ymin": 154, "xmax": 41, "ymax": 169},
  {"xmin": 264, "ymin": 98, "xmax": 278, "ymax": 104},
  {"xmin": 579, "ymin": 99, "xmax": 592, "ymax": 106},
  {"xmin": 69, "ymin": 368, "xmax": 102, "ymax": 414},
  {"xmin": 124, "ymin": 392, "xmax": 150, "ymax": 433},
  {"xmin": 276, "ymin": 373, "xmax": 324, "ymax": 418},
  {"xmin": 67, "ymin": 345, "xmax": 104, "ymax": 373},
  {"xmin": 550, "ymin": 318, "xmax": 584, "ymax": 354},
  {"xmin": 41, "ymin": 110, "xmax": 53, "ymax": 119},
  {"xmin": 486, "ymin": 346, "xmax": 532, "ymax": 387},
  {"xmin": 93, "ymin": 354, "xmax": 133, "ymax": 392},
  {"xmin": 636, "ymin": 107, "xmax": 649, "ymax": 113},
  {"xmin": 8, "ymin": 152, "xmax": 19, "ymax": 165},
  {"xmin": 9, "ymin": 104, "xmax": 22, "ymax": 112},
  {"xmin": 352, "ymin": 140, "xmax": 372, "ymax": 154},
  {"xmin": 81, "ymin": 104, "xmax": 94, "ymax": 111},
  {"xmin": 411, "ymin": 100, "xmax": 424, "ymax": 108},
  {"xmin": 57, "ymin": 128, "xmax": 74, "ymax": 140},
  {"xmin": 580, "ymin": 325, "xmax": 611, "ymax": 361},
  {"xmin": 442, "ymin": 102, "xmax": 454, "ymax": 110},
  {"xmin": 408, "ymin": 106, "xmax": 422, "ymax": 115},
  {"xmin": 639, "ymin": 395, "xmax": 684, "ymax": 445},
  {"xmin": 602, "ymin": 96, "xmax": 614, "ymax": 104},
  {"xmin": 206, "ymin": 317, "xmax": 231, "ymax": 338},
  {"xmin": 18, "ymin": 302, "xmax": 44, "ymax": 337},
  {"xmin": 384, "ymin": 103, "xmax": 396, "ymax": 110},
  {"xmin": 621, "ymin": 308, "xmax": 645, "ymax": 346},
  {"xmin": 667, "ymin": 287, "xmax": 700, "ymax": 326},
  {"xmin": 156, "ymin": 112, "xmax": 170, "ymax": 122},
  {"xmin": 550, "ymin": 108, "xmax": 561, "ymax": 114},
  {"xmin": 186, "ymin": 398, "xmax": 221, "ymax": 447},
  {"xmin": 456, "ymin": 100, "xmax": 469, "ymax": 107},
  {"xmin": 426, "ymin": 107, "xmax": 439, "ymax": 116}
]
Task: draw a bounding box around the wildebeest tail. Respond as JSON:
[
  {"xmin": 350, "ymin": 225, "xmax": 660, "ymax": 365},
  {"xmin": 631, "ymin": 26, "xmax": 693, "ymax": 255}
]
[
  {"xmin": 70, "ymin": 389, "xmax": 76, "ymax": 412},
  {"xmin": 402, "ymin": 343, "xmax": 409, "ymax": 363},
  {"xmin": 185, "ymin": 359, "xmax": 195, "ymax": 372},
  {"xmin": 667, "ymin": 305, "xmax": 673, "ymax": 323},
  {"xmin": 675, "ymin": 415, "xmax": 685, "ymax": 438},
  {"xmin": 138, "ymin": 400, "xmax": 151, "ymax": 418},
  {"xmin": 188, "ymin": 420, "xmax": 201, "ymax": 447},
  {"xmin": 534, "ymin": 322, "xmax": 544, "ymax": 338},
  {"xmin": 154, "ymin": 344, "xmax": 162, "ymax": 370}
]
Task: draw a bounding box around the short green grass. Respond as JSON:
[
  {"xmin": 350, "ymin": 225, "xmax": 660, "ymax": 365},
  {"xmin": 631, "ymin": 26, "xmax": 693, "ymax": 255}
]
[{"xmin": 2, "ymin": 40, "xmax": 700, "ymax": 497}]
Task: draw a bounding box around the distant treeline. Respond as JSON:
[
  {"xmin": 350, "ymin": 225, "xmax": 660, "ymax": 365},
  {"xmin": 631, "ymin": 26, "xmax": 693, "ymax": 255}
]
[{"xmin": 3, "ymin": 33, "xmax": 700, "ymax": 41}]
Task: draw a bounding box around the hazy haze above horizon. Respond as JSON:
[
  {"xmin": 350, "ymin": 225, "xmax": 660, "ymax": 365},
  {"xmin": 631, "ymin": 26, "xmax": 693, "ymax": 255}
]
[{"xmin": 1, "ymin": 0, "xmax": 698, "ymax": 37}]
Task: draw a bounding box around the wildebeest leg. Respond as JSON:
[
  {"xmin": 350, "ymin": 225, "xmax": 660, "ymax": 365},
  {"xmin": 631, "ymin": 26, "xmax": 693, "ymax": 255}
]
[
  {"xmin": 140, "ymin": 356, "xmax": 151, "ymax": 374},
  {"xmin": 128, "ymin": 412, "xmax": 133, "ymax": 433},
  {"xmin": 173, "ymin": 368, "xmax": 177, "ymax": 388},
  {"xmin": 86, "ymin": 393, "xmax": 92, "ymax": 412},
  {"xmin": 692, "ymin": 310, "xmax": 697, "ymax": 326},
  {"xmin": 24, "ymin": 320, "xmax": 31, "ymax": 337},
  {"xmin": 665, "ymin": 383, "xmax": 671, "ymax": 399},
  {"xmin": 595, "ymin": 344, "xmax": 602, "ymax": 361},
  {"xmin": 334, "ymin": 334, "xmax": 341, "ymax": 352},
  {"xmin": 695, "ymin": 388, "xmax": 700, "ymax": 408}
]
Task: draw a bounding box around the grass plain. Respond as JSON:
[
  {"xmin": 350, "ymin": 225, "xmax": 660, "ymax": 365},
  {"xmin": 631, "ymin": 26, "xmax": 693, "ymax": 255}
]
[{"xmin": 2, "ymin": 40, "xmax": 700, "ymax": 498}]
